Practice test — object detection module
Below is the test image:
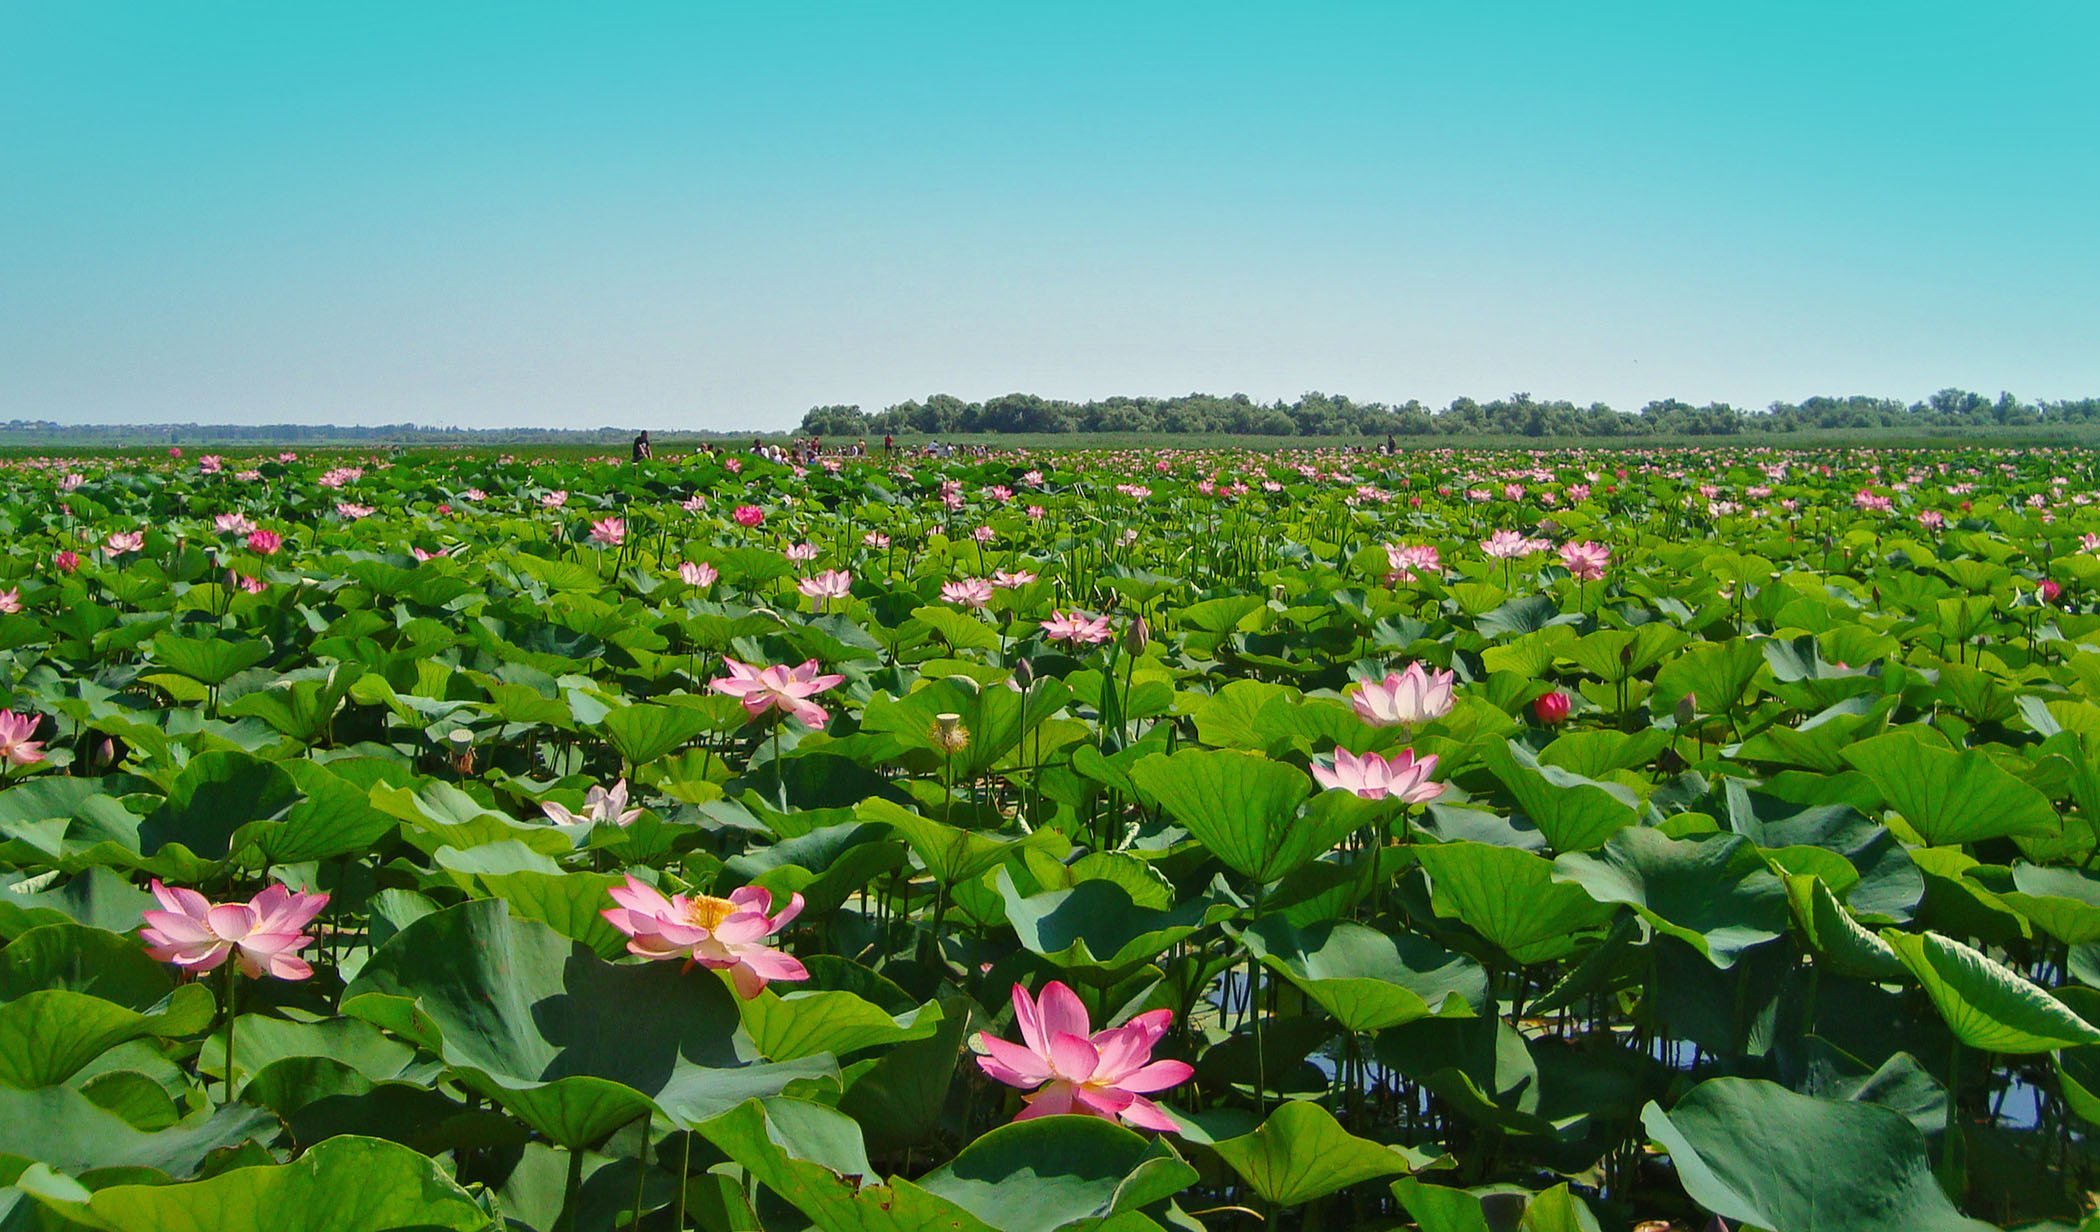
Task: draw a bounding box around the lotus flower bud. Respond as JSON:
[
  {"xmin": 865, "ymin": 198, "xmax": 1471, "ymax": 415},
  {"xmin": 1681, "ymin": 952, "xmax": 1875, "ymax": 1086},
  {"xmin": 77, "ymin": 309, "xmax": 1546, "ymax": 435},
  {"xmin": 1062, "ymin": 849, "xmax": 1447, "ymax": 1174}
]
[
  {"xmin": 1533, "ymin": 691, "xmax": 1572, "ymax": 725},
  {"xmin": 1675, "ymin": 692, "xmax": 1697, "ymax": 727},
  {"xmin": 1124, "ymin": 615, "xmax": 1150, "ymax": 655},
  {"xmin": 1012, "ymin": 658, "xmax": 1035, "ymax": 689}
]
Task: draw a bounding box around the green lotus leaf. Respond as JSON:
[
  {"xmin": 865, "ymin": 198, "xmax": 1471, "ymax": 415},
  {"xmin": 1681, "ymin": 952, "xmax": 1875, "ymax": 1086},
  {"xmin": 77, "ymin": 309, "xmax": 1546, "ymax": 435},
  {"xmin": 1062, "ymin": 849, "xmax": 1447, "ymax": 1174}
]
[
  {"xmin": 343, "ymin": 899, "xmax": 833, "ymax": 1145},
  {"xmin": 1243, "ymin": 918, "xmax": 1484, "ymax": 1033},
  {"xmin": 1640, "ymin": 1077, "xmax": 1993, "ymax": 1232},
  {"xmin": 1553, "ymin": 828, "xmax": 1788, "ymax": 968},
  {"xmin": 1478, "ymin": 740, "xmax": 1639, "ymax": 854},
  {"xmin": 1417, "ymin": 840, "xmax": 1620, "ymax": 964},
  {"xmin": 996, "ymin": 868, "xmax": 1214, "ymax": 981},
  {"xmin": 14, "ymin": 1134, "xmax": 491, "ymax": 1232},
  {"xmin": 1841, "ymin": 730, "xmax": 2059, "ymax": 846},
  {"xmin": 1880, "ymin": 928, "xmax": 2100, "ymax": 1053},
  {"xmin": 1128, "ymin": 748, "xmax": 1328, "ymax": 884},
  {"xmin": 1210, "ymin": 1099, "xmax": 1418, "ymax": 1206}
]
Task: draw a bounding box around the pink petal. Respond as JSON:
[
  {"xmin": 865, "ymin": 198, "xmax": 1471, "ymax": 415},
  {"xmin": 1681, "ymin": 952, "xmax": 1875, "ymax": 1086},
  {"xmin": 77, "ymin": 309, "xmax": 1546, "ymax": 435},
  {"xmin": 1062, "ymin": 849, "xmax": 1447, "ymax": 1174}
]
[
  {"xmin": 976, "ymin": 1036, "xmax": 1053, "ymax": 1087},
  {"xmin": 1037, "ymin": 981, "xmax": 1091, "ymax": 1041},
  {"xmin": 1046, "ymin": 1031, "xmax": 1099, "ymax": 1083},
  {"xmin": 1016, "ymin": 1081, "xmax": 1077, "ymax": 1120},
  {"xmin": 1117, "ymin": 1094, "xmax": 1180, "ymax": 1132},
  {"xmin": 1111, "ymin": 1059, "xmax": 1194, "ymax": 1094}
]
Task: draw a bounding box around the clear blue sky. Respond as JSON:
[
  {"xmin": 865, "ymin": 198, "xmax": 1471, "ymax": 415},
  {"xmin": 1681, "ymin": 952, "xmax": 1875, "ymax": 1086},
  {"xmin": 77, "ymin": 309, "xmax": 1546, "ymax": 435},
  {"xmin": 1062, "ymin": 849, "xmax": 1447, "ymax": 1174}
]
[{"xmin": 4, "ymin": 2, "xmax": 2096, "ymax": 429}]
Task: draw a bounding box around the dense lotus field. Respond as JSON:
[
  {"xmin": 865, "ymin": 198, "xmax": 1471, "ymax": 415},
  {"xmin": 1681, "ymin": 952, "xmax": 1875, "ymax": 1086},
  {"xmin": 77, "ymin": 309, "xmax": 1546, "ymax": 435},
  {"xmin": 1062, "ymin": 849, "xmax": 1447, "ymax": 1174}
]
[{"xmin": 8, "ymin": 443, "xmax": 2100, "ymax": 1231}]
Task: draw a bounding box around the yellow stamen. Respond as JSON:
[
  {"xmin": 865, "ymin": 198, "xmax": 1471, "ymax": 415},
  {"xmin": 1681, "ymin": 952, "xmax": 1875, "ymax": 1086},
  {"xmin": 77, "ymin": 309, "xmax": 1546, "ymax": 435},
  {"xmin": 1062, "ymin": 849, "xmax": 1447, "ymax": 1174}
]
[{"xmin": 682, "ymin": 894, "xmax": 738, "ymax": 930}]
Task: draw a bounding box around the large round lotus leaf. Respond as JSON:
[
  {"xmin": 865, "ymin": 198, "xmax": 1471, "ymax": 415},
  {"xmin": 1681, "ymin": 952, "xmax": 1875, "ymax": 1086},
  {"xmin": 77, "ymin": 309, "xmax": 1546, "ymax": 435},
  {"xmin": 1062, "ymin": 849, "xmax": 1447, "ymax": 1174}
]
[
  {"xmin": 13, "ymin": 1134, "xmax": 491, "ymax": 1232},
  {"xmin": 0, "ymin": 984, "xmax": 214, "ymax": 1089},
  {"xmin": 1841, "ymin": 731, "xmax": 2059, "ymax": 846},
  {"xmin": 916, "ymin": 1114, "xmax": 1198, "ymax": 1232},
  {"xmin": 1128, "ymin": 748, "xmax": 1326, "ymax": 884},
  {"xmin": 1553, "ymin": 827, "xmax": 1787, "ymax": 968},
  {"xmin": 343, "ymin": 898, "xmax": 833, "ymax": 1145},
  {"xmin": 1999, "ymin": 862, "xmax": 2100, "ymax": 945},
  {"xmin": 1417, "ymin": 841, "xmax": 1619, "ymax": 964},
  {"xmin": 0, "ymin": 1084, "xmax": 273, "ymax": 1184},
  {"xmin": 1641, "ymin": 1077, "xmax": 1994, "ymax": 1232},
  {"xmin": 1243, "ymin": 918, "xmax": 1483, "ymax": 1033},
  {"xmin": 1477, "ymin": 740, "xmax": 1639, "ymax": 854},
  {"xmin": 698, "ymin": 1097, "xmax": 994, "ymax": 1230},
  {"xmin": 1880, "ymin": 929, "xmax": 2100, "ymax": 1053},
  {"xmin": 1210, "ymin": 1100, "xmax": 1417, "ymax": 1206},
  {"xmin": 996, "ymin": 868, "xmax": 1214, "ymax": 980}
]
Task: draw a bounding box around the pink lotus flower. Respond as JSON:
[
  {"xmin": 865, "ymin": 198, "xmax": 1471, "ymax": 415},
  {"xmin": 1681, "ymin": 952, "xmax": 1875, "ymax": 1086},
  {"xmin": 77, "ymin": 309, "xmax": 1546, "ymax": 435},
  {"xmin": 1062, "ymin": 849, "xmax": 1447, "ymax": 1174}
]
[
  {"xmin": 336, "ymin": 502, "xmax": 375, "ymax": 520},
  {"xmin": 0, "ymin": 711, "xmax": 45, "ymax": 767},
  {"xmin": 410, "ymin": 546, "xmax": 448, "ymax": 562},
  {"xmin": 104, "ymin": 531, "xmax": 144, "ymax": 556},
  {"xmin": 246, "ymin": 529, "xmax": 282, "ymax": 555},
  {"xmin": 682, "ymin": 494, "xmax": 707, "ymax": 513},
  {"xmin": 600, "ymin": 876, "xmax": 806, "ymax": 999},
  {"xmin": 1384, "ymin": 542, "xmax": 1442, "ymax": 583},
  {"xmin": 973, "ymin": 980, "xmax": 1191, "ymax": 1131},
  {"xmin": 2041, "ymin": 579, "xmax": 2064, "ymax": 604},
  {"xmin": 1559, "ymin": 541, "xmax": 1611, "ymax": 582},
  {"xmin": 733, "ymin": 505, "xmax": 765, "ymax": 528},
  {"xmin": 679, "ymin": 560, "xmax": 717, "ymax": 587},
  {"xmin": 541, "ymin": 490, "xmax": 569, "ymax": 510},
  {"xmin": 863, "ymin": 531, "xmax": 891, "ymax": 549},
  {"xmin": 589, "ymin": 517, "xmax": 626, "ymax": 547},
  {"xmin": 973, "ymin": 525, "xmax": 997, "ymax": 544},
  {"xmin": 542, "ymin": 779, "xmax": 644, "ymax": 828},
  {"xmin": 1482, "ymin": 530, "xmax": 1546, "ymax": 560},
  {"xmin": 992, "ymin": 569, "xmax": 1038, "ymax": 589},
  {"xmin": 1312, "ymin": 746, "xmax": 1444, "ymax": 803},
  {"xmin": 233, "ymin": 573, "xmax": 266, "ymax": 594},
  {"xmin": 216, "ymin": 513, "xmax": 256, "ymax": 535},
  {"xmin": 53, "ymin": 550, "xmax": 79, "ymax": 574},
  {"xmin": 1042, "ymin": 610, "xmax": 1113, "ymax": 645},
  {"xmin": 1533, "ymin": 691, "xmax": 1572, "ymax": 724},
  {"xmin": 709, "ymin": 658, "xmax": 845, "ymax": 728},
  {"xmin": 941, "ymin": 577, "xmax": 994, "ymax": 609},
  {"xmin": 797, "ymin": 569, "xmax": 852, "ymax": 606},
  {"xmin": 0, "ymin": 589, "xmax": 19, "ymax": 615},
  {"xmin": 1350, "ymin": 663, "xmax": 1455, "ymax": 727},
  {"xmin": 198, "ymin": 455, "xmax": 224, "ymax": 474},
  {"xmin": 140, "ymin": 880, "xmax": 329, "ymax": 980},
  {"xmin": 785, "ymin": 542, "xmax": 818, "ymax": 563},
  {"xmin": 59, "ymin": 473, "xmax": 84, "ymax": 492}
]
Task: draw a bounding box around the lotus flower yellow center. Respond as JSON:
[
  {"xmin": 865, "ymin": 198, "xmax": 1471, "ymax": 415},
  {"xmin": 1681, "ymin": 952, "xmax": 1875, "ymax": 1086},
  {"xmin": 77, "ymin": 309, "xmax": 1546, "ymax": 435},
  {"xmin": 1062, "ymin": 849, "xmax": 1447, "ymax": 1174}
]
[{"xmin": 682, "ymin": 895, "xmax": 738, "ymax": 931}]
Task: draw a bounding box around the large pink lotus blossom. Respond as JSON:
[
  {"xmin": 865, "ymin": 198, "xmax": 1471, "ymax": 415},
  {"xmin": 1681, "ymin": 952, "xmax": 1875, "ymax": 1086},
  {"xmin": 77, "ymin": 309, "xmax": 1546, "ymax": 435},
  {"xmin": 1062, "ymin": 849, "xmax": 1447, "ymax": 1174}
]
[
  {"xmin": 709, "ymin": 658, "xmax": 845, "ymax": 728},
  {"xmin": 600, "ymin": 876, "xmax": 806, "ymax": 999},
  {"xmin": 732, "ymin": 505, "xmax": 765, "ymax": 528},
  {"xmin": 541, "ymin": 490, "xmax": 569, "ymax": 510},
  {"xmin": 1350, "ymin": 663, "xmax": 1455, "ymax": 728},
  {"xmin": 104, "ymin": 531, "xmax": 144, "ymax": 556},
  {"xmin": 0, "ymin": 589, "xmax": 19, "ymax": 615},
  {"xmin": 140, "ymin": 880, "xmax": 329, "ymax": 980},
  {"xmin": 53, "ymin": 550, "xmax": 79, "ymax": 574},
  {"xmin": 0, "ymin": 711, "xmax": 45, "ymax": 767},
  {"xmin": 941, "ymin": 577, "xmax": 994, "ymax": 609},
  {"xmin": 1312, "ymin": 746, "xmax": 1444, "ymax": 803},
  {"xmin": 1384, "ymin": 542, "xmax": 1442, "ymax": 583},
  {"xmin": 1042, "ymin": 610, "xmax": 1113, "ymax": 645},
  {"xmin": 246, "ymin": 529, "xmax": 282, "ymax": 555},
  {"xmin": 1481, "ymin": 530, "xmax": 1547, "ymax": 560},
  {"xmin": 542, "ymin": 779, "xmax": 644, "ymax": 828},
  {"xmin": 785, "ymin": 542, "xmax": 819, "ymax": 563},
  {"xmin": 215, "ymin": 513, "xmax": 256, "ymax": 536},
  {"xmin": 991, "ymin": 569, "xmax": 1038, "ymax": 589},
  {"xmin": 973, "ymin": 980, "xmax": 1191, "ymax": 1131},
  {"xmin": 589, "ymin": 517, "xmax": 626, "ymax": 547},
  {"xmin": 1559, "ymin": 540, "xmax": 1611, "ymax": 581},
  {"xmin": 679, "ymin": 560, "xmax": 717, "ymax": 587},
  {"xmin": 336, "ymin": 502, "xmax": 376, "ymax": 520},
  {"xmin": 797, "ymin": 569, "xmax": 852, "ymax": 604}
]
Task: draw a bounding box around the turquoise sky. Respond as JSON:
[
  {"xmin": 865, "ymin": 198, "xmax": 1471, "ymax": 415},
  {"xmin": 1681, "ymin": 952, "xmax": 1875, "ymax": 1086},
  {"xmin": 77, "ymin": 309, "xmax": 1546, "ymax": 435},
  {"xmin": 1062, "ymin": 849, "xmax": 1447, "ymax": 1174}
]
[{"xmin": 4, "ymin": 3, "xmax": 2096, "ymax": 428}]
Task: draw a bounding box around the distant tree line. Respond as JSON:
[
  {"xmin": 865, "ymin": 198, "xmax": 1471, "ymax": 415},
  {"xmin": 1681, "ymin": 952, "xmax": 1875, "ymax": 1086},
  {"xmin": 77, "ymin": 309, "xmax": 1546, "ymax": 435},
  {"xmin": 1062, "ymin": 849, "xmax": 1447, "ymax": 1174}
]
[{"xmin": 799, "ymin": 389, "xmax": 2100, "ymax": 439}]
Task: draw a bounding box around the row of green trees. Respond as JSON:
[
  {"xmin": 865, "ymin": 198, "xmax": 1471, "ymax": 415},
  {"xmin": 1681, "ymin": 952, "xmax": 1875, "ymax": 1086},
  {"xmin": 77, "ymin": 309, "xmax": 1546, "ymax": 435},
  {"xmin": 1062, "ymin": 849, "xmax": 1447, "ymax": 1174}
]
[{"xmin": 800, "ymin": 388, "xmax": 2100, "ymax": 438}]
